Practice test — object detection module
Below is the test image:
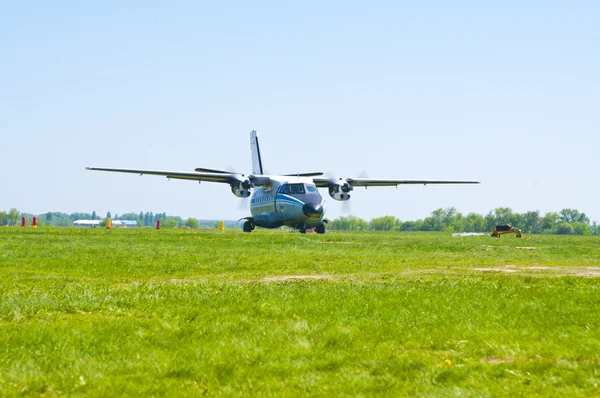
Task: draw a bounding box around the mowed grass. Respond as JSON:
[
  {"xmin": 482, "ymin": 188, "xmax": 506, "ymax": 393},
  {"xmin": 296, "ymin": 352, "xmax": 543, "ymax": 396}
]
[{"xmin": 0, "ymin": 228, "xmax": 599, "ymax": 396}]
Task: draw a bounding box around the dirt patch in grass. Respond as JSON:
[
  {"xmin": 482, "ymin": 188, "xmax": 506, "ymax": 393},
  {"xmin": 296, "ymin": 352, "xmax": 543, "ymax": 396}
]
[
  {"xmin": 472, "ymin": 265, "xmax": 600, "ymax": 277},
  {"xmin": 481, "ymin": 357, "xmax": 512, "ymax": 364},
  {"xmin": 168, "ymin": 278, "xmax": 199, "ymax": 284},
  {"xmin": 262, "ymin": 275, "xmax": 334, "ymax": 282},
  {"xmin": 483, "ymin": 246, "xmax": 540, "ymax": 250},
  {"xmin": 575, "ymin": 269, "xmax": 600, "ymax": 277},
  {"xmin": 473, "ymin": 267, "xmax": 519, "ymax": 273},
  {"xmin": 319, "ymin": 241, "xmax": 364, "ymax": 245}
]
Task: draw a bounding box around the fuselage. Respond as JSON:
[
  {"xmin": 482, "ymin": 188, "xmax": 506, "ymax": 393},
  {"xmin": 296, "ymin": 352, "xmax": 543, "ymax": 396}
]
[{"xmin": 249, "ymin": 177, "xmax": 327, "ymax": 229}]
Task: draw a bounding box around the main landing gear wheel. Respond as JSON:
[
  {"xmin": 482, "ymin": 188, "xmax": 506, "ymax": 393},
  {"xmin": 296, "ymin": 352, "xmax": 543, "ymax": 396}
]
[
  {"xmin": 316, "ymin": 223, "xmax": 326, "ymax": 234},
  {"xmin": 243, "ymin": 220, "xmax": 255, "ymax": 233}
]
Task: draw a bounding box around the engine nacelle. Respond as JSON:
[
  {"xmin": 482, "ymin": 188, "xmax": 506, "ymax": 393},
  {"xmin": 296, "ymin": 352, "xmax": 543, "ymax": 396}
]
[
  {"xmin": 231, "ymin": 179, "xmax": 252, "ymax": 198},
  {"xmin": 328, "ymin": 182, "xmax": 352, "ymax": 201}
]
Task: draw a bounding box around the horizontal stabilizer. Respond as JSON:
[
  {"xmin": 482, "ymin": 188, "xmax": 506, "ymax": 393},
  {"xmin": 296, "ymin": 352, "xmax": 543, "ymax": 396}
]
[{"xmin": 283, "ymin": 172, "xmax": 324, "ymax": 177}]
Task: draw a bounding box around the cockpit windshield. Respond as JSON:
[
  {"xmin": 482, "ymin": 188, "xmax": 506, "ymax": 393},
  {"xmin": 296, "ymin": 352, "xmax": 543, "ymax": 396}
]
[
  {"xmin": 305, "ymin": 184, "xmax": 318, "ymax": 194},
  {"xmin": 280, "ymin": 183, "xmax": 305, "ymax": 195},
  {"xmin": 280, "ymin": 183, "xmax": 319, "ymax": 195}
]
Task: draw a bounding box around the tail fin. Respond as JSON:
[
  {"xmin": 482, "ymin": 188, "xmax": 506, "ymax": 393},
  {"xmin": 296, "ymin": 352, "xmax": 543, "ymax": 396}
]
[{"xmin": 250, "ymin": 130, "xmax": 264, "ymax": 175}]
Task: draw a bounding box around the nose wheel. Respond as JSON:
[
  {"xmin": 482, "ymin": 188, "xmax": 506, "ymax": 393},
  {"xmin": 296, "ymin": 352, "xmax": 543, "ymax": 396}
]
[
  {"xmin": 243, "ymin": 220, "xmax": 255, "ymax": 233},
  {"xmin": 316, "ymin": 223, "xmax": 326, "ymax": 234}
]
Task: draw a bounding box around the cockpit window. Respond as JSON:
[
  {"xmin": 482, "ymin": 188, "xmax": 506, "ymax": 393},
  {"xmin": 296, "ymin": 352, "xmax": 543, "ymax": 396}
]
[
  {"xmin": 280, "ymin": 183, "xmax": 306, "ymax": 194},
  {"xmin": 305, "ymin": 184, "xmax": 318, "ymax": 194}
]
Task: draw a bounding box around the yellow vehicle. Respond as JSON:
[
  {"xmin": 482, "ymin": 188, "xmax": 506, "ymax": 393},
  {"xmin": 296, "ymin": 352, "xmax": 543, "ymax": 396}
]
[{"xmin": 491, "ymin": 224, "xmax": 522, "ymax": 238}]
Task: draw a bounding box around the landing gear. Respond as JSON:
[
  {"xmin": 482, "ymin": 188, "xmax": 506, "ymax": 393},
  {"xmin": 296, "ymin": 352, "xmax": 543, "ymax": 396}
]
[
  {"xmin": 316, "ymin": 223, "xmax": 326, "ymax": 234},
  {"xmin": 243, "ymin": 220, "xmax": 255, "ymax": 233}
]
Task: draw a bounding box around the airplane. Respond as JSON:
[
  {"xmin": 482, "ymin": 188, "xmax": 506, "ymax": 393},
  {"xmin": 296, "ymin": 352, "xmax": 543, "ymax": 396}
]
[{"xmin": 87, "ymin": 130, "xmax": 479, "ymax": 233}]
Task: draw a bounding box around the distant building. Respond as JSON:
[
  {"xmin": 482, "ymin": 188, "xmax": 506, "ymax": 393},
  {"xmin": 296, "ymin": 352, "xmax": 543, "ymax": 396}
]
[
  {"xmin": 74, "ymin": 220, "xmax": 101, "ymax": 228},
  {"xmin": 74, "ymin": 220, "xmax": 138, "ymax": 228},
  {"xmin": 112, "ymin": 220, "xmax": 138, "ymax": 228}
]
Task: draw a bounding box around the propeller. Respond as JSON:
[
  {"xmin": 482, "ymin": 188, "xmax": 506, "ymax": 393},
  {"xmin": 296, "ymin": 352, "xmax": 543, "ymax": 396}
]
[
  {"xmin": 340, "ymin": 170, "xmax": 370, "ymax": 214},
  {"xmin": 341, "ymin": 200, "xmax": 352, "ymax": 214},
  {"xmin": 239, "ymin": 196, "xmax": 250, "ymax": 210},
  {"xmin": 226, "ymin": 166, "xmax": 252, "ymax": 210}
]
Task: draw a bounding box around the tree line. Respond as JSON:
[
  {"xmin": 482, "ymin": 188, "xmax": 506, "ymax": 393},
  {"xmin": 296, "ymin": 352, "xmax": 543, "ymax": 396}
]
[
  {"xmin": 0, "ymin": 209, "xmax": 187, "ymax": 229},
  {"xmin": 330, "ymin": 207, "xmax": 599, "ymax": 236},
  {"xmin": 3, "ymin": 206, "xmax": 598, "ymax": 235},
  {"xmin": 0, "ymin": 209, "xmax": 240, "ymax": 230}
]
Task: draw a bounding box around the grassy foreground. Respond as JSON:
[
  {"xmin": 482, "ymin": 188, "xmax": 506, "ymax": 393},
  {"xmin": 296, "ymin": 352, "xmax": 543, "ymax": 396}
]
[{"xmin": 0, "ymin": 228, "xmax": 599, "ymax": 396}]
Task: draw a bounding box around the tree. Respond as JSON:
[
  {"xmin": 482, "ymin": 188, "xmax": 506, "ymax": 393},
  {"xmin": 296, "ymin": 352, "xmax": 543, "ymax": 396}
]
[
  {"xmin": 106, "ymin": 211, "xmax": 112, "ymax": 219},
  {"xmin": 92, "ymin": 211, "xmax": 97, "ymax": 220},
  {"xmin": 8, "ymin": 208, "xmax": 20, "ymax": 226},
  {"xmin": 0, "ymin": 211, "xmax": 8, "ymax": 226},
  {"xmin": 559, "ymin": 208, "xmax": 590, "ymax": 224},
  {"xmin": 484, "ymin": 211, "xmax": 498, "ymax": 232},
  {"xmin": 119, "ymin": 213, "xmax": 139, "ymax": 220},
  {"xmin": 572, "ymin": 222, "xmax": 591, "ymax": 236},
  {"xmin": 70, "ymin": 213, "xmax": 92, "ymax": 221},
  {"xmin": 399, "ymin": 220, "xmax": 423, "ymax": 231},
  {"xmin": 162, "ymin": 219, "xmax": 178, "ymax": 229},
  {"xmin": 185, "ymin": 217, "xmax": 199, "ymax": 229},
  {"xmin": 520, "ymin": 210, "xmax": 541, "ymax": 234},
  {"xmin": 460, "ymin": 213, "xmax": 486, "ymax": 232},
  {"xmin": 436, "ymin": 207, "xmax": 461, "ymax": 231},
  {"xmin": 493, "ymin": 207, "xmax": 514, "ymax": 224},
  {"xmin": 541, "ymin": 212, "xmax": 560, "ymax": 233},
  {"xmin": 369, "ymin": 216, "xmax": 398, "ymax": 231},
  {"xmin": 556, "ymin": 222, "xmax": 574, "ymax": 235},
  {"xmin": 331, "ymin": 215, "xmax": 368, "ymax": 231}
]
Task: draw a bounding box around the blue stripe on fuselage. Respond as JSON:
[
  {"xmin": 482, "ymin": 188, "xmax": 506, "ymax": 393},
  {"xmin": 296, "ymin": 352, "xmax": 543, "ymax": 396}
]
[{"xmin": 276, "ymin": 194, "xmax": 304, "ymax": 207}]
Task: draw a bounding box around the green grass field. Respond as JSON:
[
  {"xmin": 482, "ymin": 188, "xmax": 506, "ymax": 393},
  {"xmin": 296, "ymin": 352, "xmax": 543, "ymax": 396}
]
[{"xmin": 1, "ymin": 227, "xmax": 599, "ymax": 396}]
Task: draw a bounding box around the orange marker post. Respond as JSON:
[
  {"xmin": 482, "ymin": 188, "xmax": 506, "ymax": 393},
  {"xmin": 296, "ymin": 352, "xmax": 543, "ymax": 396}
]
[{"xmin": 106, "ymin": 218, "xmax": 112, "ymax": 229}]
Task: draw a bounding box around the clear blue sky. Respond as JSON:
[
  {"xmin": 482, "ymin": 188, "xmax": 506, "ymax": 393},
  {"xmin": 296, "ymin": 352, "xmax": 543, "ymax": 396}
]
[{"xmin": 1, "ymin": 1, "xmax": 599, "ymax": 222}]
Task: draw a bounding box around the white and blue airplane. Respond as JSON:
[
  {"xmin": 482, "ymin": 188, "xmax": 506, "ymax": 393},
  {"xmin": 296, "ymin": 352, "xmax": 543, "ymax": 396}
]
[{"xmin": 87, "ymin": 131, "xmax": 479, "ymax": 233}]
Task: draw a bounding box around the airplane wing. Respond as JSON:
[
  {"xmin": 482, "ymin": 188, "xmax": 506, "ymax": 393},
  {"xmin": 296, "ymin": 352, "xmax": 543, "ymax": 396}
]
[
  {"xmin": 313, "ymin": 177, "xmax": 480, "ymax": 188},
  {"xmin": 86, "ymin": 167, "xmax": 239, "ymax": 184}
]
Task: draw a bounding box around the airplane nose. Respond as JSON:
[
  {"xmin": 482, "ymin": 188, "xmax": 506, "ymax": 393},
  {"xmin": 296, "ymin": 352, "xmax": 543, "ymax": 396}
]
[{"xmin": 302, "ymin": 203, "xmax": 324, "ymax": 220}]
